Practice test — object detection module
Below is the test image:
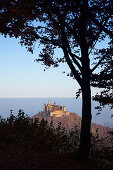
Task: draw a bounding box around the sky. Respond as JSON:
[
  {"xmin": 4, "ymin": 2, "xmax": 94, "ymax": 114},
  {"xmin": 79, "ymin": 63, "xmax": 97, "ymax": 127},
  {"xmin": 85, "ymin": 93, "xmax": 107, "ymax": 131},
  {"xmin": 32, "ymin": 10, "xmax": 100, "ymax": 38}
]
[
  {"xmin": 0, "ymin": 33, "xmax": 109, "ymax": 98},
  {"xmin": 0, "ymin": 34, "xmax": 80, "ymax": 98}
]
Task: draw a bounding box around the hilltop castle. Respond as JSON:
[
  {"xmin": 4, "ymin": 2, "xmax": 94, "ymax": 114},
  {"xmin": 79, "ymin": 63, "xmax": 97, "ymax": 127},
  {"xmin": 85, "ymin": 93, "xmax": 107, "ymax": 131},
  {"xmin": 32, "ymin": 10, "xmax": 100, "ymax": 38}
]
[{"xmin": 43, "ymin": 100, "xmax": 70, "ymax": 117}]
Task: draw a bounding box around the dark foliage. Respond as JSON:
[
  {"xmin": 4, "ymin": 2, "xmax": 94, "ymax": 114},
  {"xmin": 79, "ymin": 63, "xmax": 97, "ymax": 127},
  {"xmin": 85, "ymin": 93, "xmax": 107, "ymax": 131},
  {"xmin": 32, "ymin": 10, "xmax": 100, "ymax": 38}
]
[
  {"xmin": 0, "ymin": 110, "xmax": 80, "ymax": 153},
  {"xmin": 0, "ymin": 111, "xmax": 113, "ymax": 169}
]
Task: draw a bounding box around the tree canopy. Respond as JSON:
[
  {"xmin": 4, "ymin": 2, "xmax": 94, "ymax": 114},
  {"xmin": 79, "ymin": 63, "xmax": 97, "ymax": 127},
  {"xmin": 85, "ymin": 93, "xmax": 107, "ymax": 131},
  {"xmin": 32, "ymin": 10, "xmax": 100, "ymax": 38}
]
[{"xmin": 0, "ymin": 0, "xmax": 113, "ymax": 159}]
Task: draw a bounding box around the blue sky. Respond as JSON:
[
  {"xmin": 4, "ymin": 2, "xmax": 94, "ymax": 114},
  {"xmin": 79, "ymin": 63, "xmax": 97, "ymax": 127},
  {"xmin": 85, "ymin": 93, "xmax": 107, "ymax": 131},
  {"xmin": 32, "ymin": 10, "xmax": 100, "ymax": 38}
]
[
  {"xmin": 0, "ymin": 33, "xmax": 109, "ymax": 98},
  {"xmin": 0, "ymin": 34, "xmax": 79, "ymax": 98}
]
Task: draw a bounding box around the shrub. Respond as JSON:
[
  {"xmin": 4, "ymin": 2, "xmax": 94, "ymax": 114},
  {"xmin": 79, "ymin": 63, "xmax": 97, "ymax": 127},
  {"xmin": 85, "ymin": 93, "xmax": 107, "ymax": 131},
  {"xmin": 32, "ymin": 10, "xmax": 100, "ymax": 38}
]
[{"xmin": 0, "ymin": 110, "xmax": 80, "ymax": 153}]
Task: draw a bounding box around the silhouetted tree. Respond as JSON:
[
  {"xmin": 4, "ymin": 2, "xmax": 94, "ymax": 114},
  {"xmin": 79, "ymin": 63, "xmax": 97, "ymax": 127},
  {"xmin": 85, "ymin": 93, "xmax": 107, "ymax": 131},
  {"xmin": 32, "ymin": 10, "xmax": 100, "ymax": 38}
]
[{"xmin": 0, "ymin": 0, "xmax": 113, "ymax": 159}]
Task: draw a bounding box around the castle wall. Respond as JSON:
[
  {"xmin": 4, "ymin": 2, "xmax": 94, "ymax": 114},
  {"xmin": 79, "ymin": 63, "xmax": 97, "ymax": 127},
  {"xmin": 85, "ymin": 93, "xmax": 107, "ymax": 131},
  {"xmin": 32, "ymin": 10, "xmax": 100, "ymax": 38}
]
[
  {"xmin": 50, "ymin": 111, "xmax": 70, "ymax": 117},
  {"xmin": 43, "ymin": 101, "xmax": 68, "ymax": 117}
]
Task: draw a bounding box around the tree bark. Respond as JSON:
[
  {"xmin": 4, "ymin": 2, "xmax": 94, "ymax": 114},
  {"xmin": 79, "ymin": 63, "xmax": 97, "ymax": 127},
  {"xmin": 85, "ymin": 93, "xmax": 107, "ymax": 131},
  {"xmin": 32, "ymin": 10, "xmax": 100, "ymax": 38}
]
[
  {"xmin": 77, "ymin": 42, "xmax": 92, "ymax": 160},
  {"xmin": 78, "ymin": 83, "xmax": 92, "ymax": 160}
]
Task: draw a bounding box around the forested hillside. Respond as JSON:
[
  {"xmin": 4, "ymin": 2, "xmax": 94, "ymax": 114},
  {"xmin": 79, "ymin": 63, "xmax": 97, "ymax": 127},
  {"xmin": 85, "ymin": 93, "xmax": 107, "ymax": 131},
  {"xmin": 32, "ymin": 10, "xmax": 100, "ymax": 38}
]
[{"xmin": 33, "ymin": 112, "xmax": 113, "ymax": 138}]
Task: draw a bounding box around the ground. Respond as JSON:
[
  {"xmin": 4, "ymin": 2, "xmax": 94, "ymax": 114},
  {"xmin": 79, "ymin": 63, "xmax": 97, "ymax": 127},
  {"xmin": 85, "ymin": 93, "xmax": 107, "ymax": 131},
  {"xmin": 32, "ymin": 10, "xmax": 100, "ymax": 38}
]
[{"xmin": 0, "ymin": 142, "xmax": 93, "ymax": 170}]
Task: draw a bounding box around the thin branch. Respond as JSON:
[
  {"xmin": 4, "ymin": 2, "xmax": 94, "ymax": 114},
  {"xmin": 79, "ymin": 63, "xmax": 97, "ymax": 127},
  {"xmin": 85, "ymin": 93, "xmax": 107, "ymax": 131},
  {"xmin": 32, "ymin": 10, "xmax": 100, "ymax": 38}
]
[
  {"xmin": 88, "ymin": 13, "xmax": 111, "ymax": 54},
  {"xmin": 48, "ymin": 10, "xmax": 82, "ymax": 73},
  {"xmin": 36, "ymin": 34, "xmax": 62, "ymax": 48},
  {"xmin": 69, "ymin": 52, "xmax": 82, "ymax": 70},
  {"xmin": 53, "ymin": 11, "xmax": 82, "ymax": 72},
  {"xmin": 91, "ymin": 73, "xmax": 113, "ymax": 80},
  {"xmin": 64, "ymin": 49, "xmax": 82, "ymax": 86},
  {"xmin": 60, "ymin": 30, "xmax": 82, "ymax": 72},
  {"xmin": 67, "ymin": 48, "xmax": 82, "ymax": 71},
  {"xmin": 35, "ymin": 26, "xmax": 52, "ymax": 32},
  {"xmin": 65, "ymin": 23, "xmax": 81, "ymax": 55},
  {"xmin": 68, "ymin": 47, "xmax": 81, "ymax": 61},
  {"xmin": 60, "ymin": 32, "xmax": 82, "ymax": 86},
  {"xmin": 91, "ymin": 15, "xmax": 113, "ymax": 39},
  {"xmin": 91, "ymin": 55, "xmax": 106, "ymax": 73},
  {"xmin": 47, "ymin": 10, "xmax": 61, "ymax": 32},
  {"xmin": 88, "ymin": 30, "xmax": 102, "ymax": 55},
  {"xmin": 60, "ymin": 29, "xmax": 82, "ymax": 70},
  {"xmin": 48, "ymin": 8, "xmax": 81, "ymax": 62}
]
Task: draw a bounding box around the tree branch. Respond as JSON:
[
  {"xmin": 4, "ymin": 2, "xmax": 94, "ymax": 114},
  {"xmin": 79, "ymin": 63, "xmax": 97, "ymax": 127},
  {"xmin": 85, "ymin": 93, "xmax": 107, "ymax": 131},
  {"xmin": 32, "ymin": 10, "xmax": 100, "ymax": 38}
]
[
  {"xmin": 91, "ymin": 55, "xmax": 106, "ymax": 73},
  {"xmin": 36, "ymin": 34, "xmax": 62, "ymax": 48},
  {"xmin": 64, "ymin": 49, "xmax": 82, "ymax": 86},
  {"xmin": 91, "ymin": 73, "xmax": 113, "ymax": 81},
  {"xmin": 54, "ymin": 11, "xmax": 82, "ymax": 72},
  {"xmin": 91, "ymin": 15, "xmax": 113, "ymax": 39},
  {"xmin": 68, "ymin": 49, "xmax": 82, "ymax": 71},
  {"xmin": 88, "ymin": 13, "xmax": 112, "ymax": 53},
  {"xmin": 60, "ymin": 33, "xmax": 82, "ymax": 86}
]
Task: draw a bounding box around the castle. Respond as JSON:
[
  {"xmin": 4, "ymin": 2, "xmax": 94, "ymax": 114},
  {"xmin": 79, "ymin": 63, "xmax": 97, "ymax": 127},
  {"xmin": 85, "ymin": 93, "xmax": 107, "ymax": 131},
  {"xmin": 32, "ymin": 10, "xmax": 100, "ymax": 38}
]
[{"xmin": 43, "ymin": 100, "xmax": 70, "ymax": 117}]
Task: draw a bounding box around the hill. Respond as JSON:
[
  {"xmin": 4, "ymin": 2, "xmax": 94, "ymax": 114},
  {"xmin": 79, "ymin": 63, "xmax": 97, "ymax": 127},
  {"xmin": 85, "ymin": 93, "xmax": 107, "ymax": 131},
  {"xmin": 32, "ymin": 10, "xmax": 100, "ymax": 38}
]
[{"xmin": 33, "ymin": 112, "xmax": 113, "ymax": 137}]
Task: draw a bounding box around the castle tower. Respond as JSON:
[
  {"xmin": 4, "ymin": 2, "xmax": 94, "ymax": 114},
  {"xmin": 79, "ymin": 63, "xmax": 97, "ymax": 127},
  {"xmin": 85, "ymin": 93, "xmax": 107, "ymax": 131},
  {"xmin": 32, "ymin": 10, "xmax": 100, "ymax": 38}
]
[
  {"xmin": 44, "ymin": 104, "xmax": 46, "ymax": 112},
  {"xmin": 47, "ymin": 100, "xmax": 51, "ymax": 111}
]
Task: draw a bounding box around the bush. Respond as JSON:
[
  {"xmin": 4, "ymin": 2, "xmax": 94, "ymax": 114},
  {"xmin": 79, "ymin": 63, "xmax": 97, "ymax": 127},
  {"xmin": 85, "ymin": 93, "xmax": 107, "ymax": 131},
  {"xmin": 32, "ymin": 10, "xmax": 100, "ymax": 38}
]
[
  {"xmin": 0, "ymin": 110, "xmax": 80, "ymax": 153},
  {"xmin": 90, "ymin": 128, "xmax": 113, "ymax": 169}
]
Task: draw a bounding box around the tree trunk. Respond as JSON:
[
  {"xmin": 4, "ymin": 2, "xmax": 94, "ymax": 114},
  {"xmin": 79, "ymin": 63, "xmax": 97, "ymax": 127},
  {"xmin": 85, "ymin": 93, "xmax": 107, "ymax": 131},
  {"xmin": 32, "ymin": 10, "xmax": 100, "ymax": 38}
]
[
  {"xmin": 78, "ymin": 83, "xmax": 92, "ymax": 160},
  {"xmin": 77, "ymin": 41, "xmax": 92, "ymax": 160}
]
